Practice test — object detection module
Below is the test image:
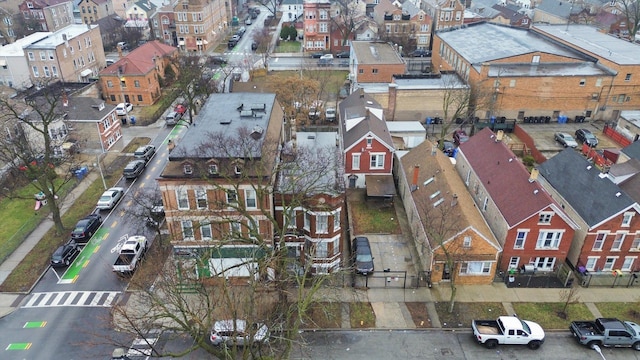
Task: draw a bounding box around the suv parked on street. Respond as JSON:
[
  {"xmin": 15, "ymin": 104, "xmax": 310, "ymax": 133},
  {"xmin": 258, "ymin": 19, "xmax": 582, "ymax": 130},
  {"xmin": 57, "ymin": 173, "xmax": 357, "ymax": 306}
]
[
  {"xmin": 123, "ymin": 159, "xmax": 146, "ymax": 179},
  {"xmin": 575, "ymin": 128, "xmax": 598, "ymax": 147},
  {"xmin": 210, "ymin": 320, "xmax": 269, "ymax": 346},
  {"xmin": 50, "ymin": 240, "xmax": 80, "ymax": 267},
  {"xmin": 165, "ymin": 111, "xmax": 182, "ymax": 126},
  {"xmin": 134, "ymin": 145, "xmax": 156, "ymax": 162},
  {"xmin": 71, "ymin": 214, "xmax": 102, "ymax": 243}
]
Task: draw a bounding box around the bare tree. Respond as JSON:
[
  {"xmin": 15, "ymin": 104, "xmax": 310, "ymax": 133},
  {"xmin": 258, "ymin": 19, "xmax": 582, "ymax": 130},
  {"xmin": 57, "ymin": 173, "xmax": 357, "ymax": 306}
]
[
  {"xmin": 260, "ymin": 0, "xmax": 280, "ymax": 17},
  {"xmin": 267, "ymin": 75, "xmax": 321, "ymax": 124},
  {"xmin": 619, "ymin": 0, "xmax": 640, "ymax": 41},
  {"xmin": 559, "ymin": 285, "xmax": 580, "ymax": 319},
  {"xmin": 331, "ymin": 0, "xmax": 366, "ymax": 47},
  {"xmin": 436, "ymin": 73, "xmax": 472, "ymax": 145},
  {"xmin": 110, "ymin": 130, "xmax": 346, "ymax": 358},
  {"xmin": 0, "ymin": 81, "xmax": 82, "ymax": 234}
]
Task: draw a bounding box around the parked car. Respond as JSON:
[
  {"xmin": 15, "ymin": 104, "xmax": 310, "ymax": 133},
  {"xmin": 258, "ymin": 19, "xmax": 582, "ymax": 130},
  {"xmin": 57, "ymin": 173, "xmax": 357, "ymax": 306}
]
[
  {"xmin": 174, "ymin": 104, "xmax": 187, "ymax": 116},
  {"xmin": 317, "ymin": 58, "xmax": 333, "ymax": 67},
  {"xmin": 96, "ymin": 187, "xmax": 125, "ymax": 210},
  {"xmin": 339, "ymin": 87, "xmax": 349, "ymax": 99},
  {"xmin": 453, "ymin": 129, "xmax": 469, "ymax": 145},
  {"xmin": 409, "ymin": 49, "xmax": 431, "ymax": 57},
  {"xmin": 115, "ymin": 103, "xmax": 132, "ymax": 116},
  {"xmin": 71, "ymin": 214, "xmax": 102, "ymax": 243},
  {"xmin": 117, "ymin": 41, "xmax": 129, "ymax": 51},
  {"xmin": 353, "ymin": 236, "xmax": 374, "ymax": 275},
  {"xmin": 251, "ymin": 42, "xmax": 258, "ymax": 51},
  {"xmin": 245, "ymin": 17, "xmax": 252, "ymax": 25},
  {"xmin": 325, "ymin": 107, "xmax": 336, "ymax": 122},
  {"xmin": 472, "ymin": 316, "xmax": 545, "ymax": 350},
  {"xmin": 134, "ymin": 145, "xmax": 156, "ymax": 162},
  {"xmin": 320, "ymin": 54, "xmax": 334, "ymax": 60},
  {"xmin": 236, "ymin": 27, "xmax": 246, "ymax": 37},
  {"xmin": 310, "ymin": 52, "xmax": 325, "ymax": 58},
  {"xmin": 336, "ymin": 51, "xmax": 350, "ymax": 58},
  {"xmin": 210, "ymin": 320, "xmax": 269, "ymax": 346},
  {"xmin": 165, "ymin": 111, "xmax": 182, "ymax": 126},
  {"xmin": 208, "ymin": 56, "xmax": 227, "ymax": 65},
  {"xmin": 554, "ymin": 132, "xmax": 578, "ymax": 148},
  {"xmin": 575, "ymin": 128, "xmax": 598, "ymax": 147},
  {"xmin": 123, "ymin": 159, "xmax": 146, "ymax": 179},
  {"xmin": 50, "ymin": 240, "xmax": 80, "ymax": 267},
  {"xmin": 570, "ymin": 318, "xmax": 640, "ymax": 350}
]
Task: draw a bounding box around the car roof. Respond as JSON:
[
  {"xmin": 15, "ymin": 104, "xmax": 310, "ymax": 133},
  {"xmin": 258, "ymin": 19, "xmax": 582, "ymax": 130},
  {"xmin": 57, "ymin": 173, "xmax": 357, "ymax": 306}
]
[
  {"xmin": 125, "ymin": 160, "xmax": 145, "ymax": 168},
  {"xmin": 214, "ymin": 319, "xmax": 247, "ymax": 332}
]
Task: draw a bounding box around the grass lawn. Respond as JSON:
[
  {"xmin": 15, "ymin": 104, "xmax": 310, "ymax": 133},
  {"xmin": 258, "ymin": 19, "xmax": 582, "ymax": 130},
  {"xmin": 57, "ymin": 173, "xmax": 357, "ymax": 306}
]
[
  {"xmin": 435, "ymin": 302, "xmax": 505, "ymax": 328},
  {"xmin": 302, "ymin": 302, "xmax": 342, "ymax": 329},
  {"xmin": 595, "ymin": 302, "xmax": 640, "ymax": 322},
  {"xmin": 350, "ymin": 302, "xmax": 376, "ymax": 328},
  {"xmin": 265, "ymin": 70, "xmax": 349, "ymax": 98},
  {"xmin": 512, "ymin": 302, "xmax": 593, "ymax": 329},
  {"xmin": 347, "ymin": 190, "xmax": 401, "ymax": 234},
  {"xmin": 275, "ymin": 41, "xmax": 301, "ymax": 53}
]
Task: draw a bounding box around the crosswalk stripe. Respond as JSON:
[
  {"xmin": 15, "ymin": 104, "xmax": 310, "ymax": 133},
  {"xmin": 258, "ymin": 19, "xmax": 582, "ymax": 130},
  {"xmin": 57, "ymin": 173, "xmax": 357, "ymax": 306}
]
[{"xmin": 22, "ymin": 291, "xmax": 121, "ymax": 308}]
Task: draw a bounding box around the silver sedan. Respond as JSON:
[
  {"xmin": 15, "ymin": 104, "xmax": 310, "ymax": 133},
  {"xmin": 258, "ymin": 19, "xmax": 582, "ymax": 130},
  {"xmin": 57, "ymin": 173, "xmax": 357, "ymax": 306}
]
[
  {"xmin": 554, "ymin": 132, "xmax": 578, "ymax": 148},
  {"xmin": 96, "ymin": 187, "xmax": 125, "ymax": 210}
]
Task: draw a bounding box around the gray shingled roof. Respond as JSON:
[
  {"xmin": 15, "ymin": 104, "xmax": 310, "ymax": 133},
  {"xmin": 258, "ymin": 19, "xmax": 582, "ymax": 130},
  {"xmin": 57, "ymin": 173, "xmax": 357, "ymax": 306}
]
[
  {"xmin": 65, "ymin": 97, "xmax": 116, "ymax": 121},
  {"xmin": 535, "ymin": 0, "xmax": 585, "ymax": 18},
  {"xmin": 338, "ymin": 91, "xmax": 394, "ymax": 151},
  {"xmin": 537, "ymin": 148, "xmax": 635, "ymax": 227},
  {"xmin": 621, "ymin": 140, "xmax": 640, "ymax": 160}
]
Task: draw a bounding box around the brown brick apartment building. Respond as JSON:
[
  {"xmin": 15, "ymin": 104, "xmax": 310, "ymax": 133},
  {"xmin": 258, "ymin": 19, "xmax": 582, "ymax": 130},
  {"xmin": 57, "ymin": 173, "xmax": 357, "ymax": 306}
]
[{"xmin": 351, "ymin": 41, "xmax": 405, "ymax": 86}]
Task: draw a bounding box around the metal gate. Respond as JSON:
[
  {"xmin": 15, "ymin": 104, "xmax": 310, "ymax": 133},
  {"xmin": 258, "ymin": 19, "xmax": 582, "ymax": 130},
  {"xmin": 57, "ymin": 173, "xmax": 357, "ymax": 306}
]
[{"xmin": 353, "ymin": 270, "xmax": 407, "ymax": 288}]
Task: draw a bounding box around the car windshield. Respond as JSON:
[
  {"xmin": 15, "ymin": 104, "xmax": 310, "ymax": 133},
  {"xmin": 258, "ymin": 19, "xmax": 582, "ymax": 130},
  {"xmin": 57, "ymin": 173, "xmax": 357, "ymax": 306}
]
[
  {"xmin": 565, "ymin": 135, "xmax": 575, "ymax": 141},
  {"xmin": 356, "ymin": 253, "xmax": 373, "ymax": 262},
  {"xmin": 99, "ymin": 195, "xmax": 112, "ymax": 202},
  {"xmin": 52, "ymin": 247, "xmax": 65, "ymax": 258},
  {"xmin": 520, "ymin": 319, "xmax": 531, "ymax": 334}
]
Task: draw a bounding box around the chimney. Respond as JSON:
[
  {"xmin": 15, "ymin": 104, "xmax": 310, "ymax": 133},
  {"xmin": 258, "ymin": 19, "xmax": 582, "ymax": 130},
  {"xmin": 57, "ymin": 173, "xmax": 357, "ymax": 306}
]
[
  {"xmin": 529, "ymin": 168, "xmax": 539, "ymax": 183},
  {"xmin": 388, "ymin": 83, "xmax": 398, "ymax": 121},
  {"xmin": 412, "ymin": 165, "xmax": 420, "ymax": 188}
]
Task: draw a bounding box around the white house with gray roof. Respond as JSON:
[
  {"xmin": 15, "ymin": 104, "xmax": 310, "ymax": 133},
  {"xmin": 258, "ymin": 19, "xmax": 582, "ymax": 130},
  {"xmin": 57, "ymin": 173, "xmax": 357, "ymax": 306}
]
[{"xmin": 0, "ymin": 32, "xmax": 51, "ymax": 90}]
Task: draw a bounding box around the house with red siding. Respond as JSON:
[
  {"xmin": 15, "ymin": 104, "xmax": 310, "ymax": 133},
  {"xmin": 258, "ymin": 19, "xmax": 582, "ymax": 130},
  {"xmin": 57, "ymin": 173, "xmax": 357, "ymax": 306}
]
[
  {"xmin": 338, "ymin": 90, "xmax": 395, "ymax": 192},
  {"xmin": 454, "ymin": 128, "xmax": 578, "ymax": 273},
  {"xmin": 538, "ymin": 149, "xmax": 640, "ymax": 276}
]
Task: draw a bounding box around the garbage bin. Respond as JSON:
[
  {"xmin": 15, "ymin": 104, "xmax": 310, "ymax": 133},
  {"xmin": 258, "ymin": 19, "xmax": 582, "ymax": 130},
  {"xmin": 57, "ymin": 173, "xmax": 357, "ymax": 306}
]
[
  {"xmin": 75, "ymin": 169, "xmax": 85, "ymax": 180},
  {"xmin": 130, "ymin": 116, "xmax": 136, "ymax": 125}
]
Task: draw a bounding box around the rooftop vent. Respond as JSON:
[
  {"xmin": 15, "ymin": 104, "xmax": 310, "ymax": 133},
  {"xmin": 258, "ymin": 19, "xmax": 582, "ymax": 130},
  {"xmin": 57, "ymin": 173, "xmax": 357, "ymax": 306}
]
[
  {"xmin": 250, "ymin": 125, "xmax": 264, "ymax": 140},
  {"xmin": 240, "ymin": 110, "xmax": 253, "ymax": 117},
  {"xmin": 251, "ymin": 103, "xmax": 266, "ymax": 111},
  {"xmin": 616, "ymin": 192, "xmax": 622, "ymax": 197},
  {"xmin": 220, "ymin": 119, "xmax": 232, "ymax": 125}
]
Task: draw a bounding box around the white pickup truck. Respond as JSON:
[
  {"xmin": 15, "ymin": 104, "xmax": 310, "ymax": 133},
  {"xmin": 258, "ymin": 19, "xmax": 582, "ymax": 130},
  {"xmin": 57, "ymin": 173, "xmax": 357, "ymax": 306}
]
[
  {"xmin": 112, "ymin": 235, "xmax": 148, "ymax": 275},
  {"xmin": 472, "ymin": 315, "xmax": 545, "ymax": 350}
]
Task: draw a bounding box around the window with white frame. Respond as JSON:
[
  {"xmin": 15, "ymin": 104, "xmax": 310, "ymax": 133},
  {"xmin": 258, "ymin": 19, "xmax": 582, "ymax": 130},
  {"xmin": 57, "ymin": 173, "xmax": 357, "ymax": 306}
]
[
  {"xmin": 226, "ymin": 189, "xmax": 238, "ymax": 205},
  {"xmin": 513, "ymin": 230, "xmax": 529, "ymax": 249},
  {"xmin": 208, "ymin": 164, "xmax": 218, "ymax": 175},
  {"xmin": 622, "ymin": 212, "xmax": 634, "ymax": 227},
  {"xmin": 593, "ymin": 232, "xmax": 607, "ymax": 250},
  {"xmin": 32, "ymin": 66, "xmax": 39, "ymax": 77},
  {"xmin": 316, "ymin": 241, "xmax": 328, "ymax": 257},
  {"xmin": 463, "ymin": 236, "xmax": 471, "ymax": 248},
  {"xmin": 366, "ymin": 137, "xmax": 373, "ymax": 147},
  {"xmin": 533, "ymin": 257, "xmax": 555, "ymax": 270},
  {"xmin": 460, "ymin": 261, "xmax": 491, "ymax": 275},
  {"xmin": 319, "ymin": 23, "xmax": 327, "ymax": 32},
  {"xmin": 28, "ymin": 52, "xmax": 35, "ymax": 61},
  {"xmin": 370, "ymin": 153, "xmax": 384, "ymax": 169},
  {"xmin": 631, "ymin": 233, "xmax": 640, "ymax": 250},
  {"xmin": 247, "ymin": 217, "xmax": 258, "ymax": 239},
  {"xmin": 538, "ymin": 212, "xmax": 553, "ymax": 224},
  {"xmin": 195, "ymin": 188, "xmax": 207, "ymax": 209},
  {"xmin": 536, "ymin": 231, "xmax": 562, "ymax": 249},
  {"xmin": 245, "ymin": 189, "xmax": 257, "ymax": 208},
  {"xmin": 611, "ymin": 232, "xmax": 626, "ymax": 251},
  {"xmin": 284, "ymin": 208, "xmax": 296, "ymax": 228},
  {"xmin": 316, "ymin": 215, "xmax": 328, "ymax": 233},
  {"xmin": 176, "ymin": 188, "xmax": 189, "ymax": 210},
  {"xmin": 304, "ymin": 212, "xmax": 311, "ymax": 230},
  {"xmin": 181, "ymin": 220, "xmax": 194, "ymax": 240},
  {"xmin": 603, "ymin": 256, "xmax": 617, "ymax": 271},
  {"xmin": 200, "ymin": 221, "xmax": 212, "ymax": 240},
  {"xmin": 230, "ymin": 221, "xmax": 241, "ymax": 235},
  {"xmin": 482, "ymin": 197, "xmax": 488, "ymax": 211},
  {"xmin": 352, "ymin": 154, "xmax": 360, "ymax": 170},
  {"xmin": 333, "ymin": 210, "xmax": 341, "ymax": 231},
  {"xmin": 585, "ymin": 257, "xmax": 598, "ymax": 271},
  {"xmin": 621, "ymin": 256, "xmax": 636, "ymax": 271},
  {"xmin": 509, "ymin": 257, "xmax": 519, "ymax": 269}
]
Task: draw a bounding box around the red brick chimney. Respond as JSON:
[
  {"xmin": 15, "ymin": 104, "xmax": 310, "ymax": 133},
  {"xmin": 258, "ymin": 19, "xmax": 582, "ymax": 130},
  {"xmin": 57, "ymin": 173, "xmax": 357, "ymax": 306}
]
[{"xmin": 412, "ymin": 165, "xmax": 420, "ymax": 188}]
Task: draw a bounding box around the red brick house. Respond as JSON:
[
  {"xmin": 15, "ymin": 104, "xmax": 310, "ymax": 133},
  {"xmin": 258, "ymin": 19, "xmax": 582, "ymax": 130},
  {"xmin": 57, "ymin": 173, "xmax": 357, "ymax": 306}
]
[
  {"xmin": 303, "ymin": 0, "xmax": 331, "ymax": 52},
  {"xmin": 454, "ymin": 128, "xmax": 578, "ymax": 272},
  {"xmin": 538, "ymin": 149, "xmax": 640, "ymax": 276},
  {"xmin": 338, "ymin": 91, "xmax": 395, "ymax": 191},
  {"xmin": 98, "ymin": 40, "xmax": 178, "ymax": 106}
]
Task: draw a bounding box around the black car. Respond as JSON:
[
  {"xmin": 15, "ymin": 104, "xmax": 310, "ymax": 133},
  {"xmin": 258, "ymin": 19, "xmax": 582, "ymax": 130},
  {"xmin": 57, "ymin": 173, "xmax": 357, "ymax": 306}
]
[
  {"xmin": 71, "ymin": 214, "xmax": 102, "ymax": 243},
  {"xmin": 51, "ymin": 240, "xmax": 80, "ymax": 267},
  {"xmin": 123, "ymin": 159, "xmax": 146, "ymax": 179},
  {"xmin": 251, "ymin": 42, "xmax": 258, "ymax": 51},
  {"xmin": 336, "ymin": 51, "xmax": 350, "ymax": 58},
  {"xmin": 409, "ymin": 49, "xmax": 431, "ymax": 57},
  {"xmin": 310, "ymin": 52, "xmax": 325, "ymax": 58},
  {"xmin": 353, "ymin": 236, "xmax": 374, "ymax": 275},
  {"xmin": 575, "ymin": 128, "xmax": 598, "ymax": 147},
  {"xmin": 209, "ymin": 56, "xmax": 227, "ymax": 65}
]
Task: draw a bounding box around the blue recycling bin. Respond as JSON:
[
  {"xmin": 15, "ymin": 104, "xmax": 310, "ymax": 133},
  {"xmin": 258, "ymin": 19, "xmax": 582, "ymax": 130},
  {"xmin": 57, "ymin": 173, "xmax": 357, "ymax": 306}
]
[
  {"xmin": 130, "ymin": 116, "xmax": 136, "ymax": 125},
  {"xmin": 425, "ymin": 117, "xmax": 432, "ymax": 125}
]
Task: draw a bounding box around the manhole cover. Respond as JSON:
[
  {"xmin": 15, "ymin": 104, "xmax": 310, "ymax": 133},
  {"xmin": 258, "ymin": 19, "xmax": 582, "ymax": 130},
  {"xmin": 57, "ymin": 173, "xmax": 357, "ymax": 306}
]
[{"xmin": 441, "ymin": 348, "xmax": 454, "ymax": 356}]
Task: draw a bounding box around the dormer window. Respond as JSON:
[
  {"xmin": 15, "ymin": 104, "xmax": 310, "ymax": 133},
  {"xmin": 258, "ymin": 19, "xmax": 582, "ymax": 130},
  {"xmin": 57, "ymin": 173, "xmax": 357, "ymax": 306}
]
[
  {"xmin": 366, "ymin": 137, "xmax": 373, "ymax": 148},
  {"xmin": 538, "ymin": 212, "xmax": 553, "ymax": 224},
  {"xmin": 234, "ymin": 165, "xmax": 242, "ymax": 175},
  {"xmin": 208, "ymin": 164, "xmax": 218, "ymax": 175},
  {"xmin": 183, "ymin": 163, "xmax": 193, "ymax": 175}
]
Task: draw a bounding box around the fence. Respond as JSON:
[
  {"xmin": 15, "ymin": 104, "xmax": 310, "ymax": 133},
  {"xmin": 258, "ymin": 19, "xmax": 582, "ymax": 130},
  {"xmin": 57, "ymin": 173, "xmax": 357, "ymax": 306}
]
[
  {"xmin": 352, "ymin": 270, "xmax": 408, "ymax": 289},
  {"xmin": 576, "ymin": 270, "xmax": 640, "ymax": 288},
  {"xmin": 603, "ymin": 123, "xmax": 633, "ymax": 147}
]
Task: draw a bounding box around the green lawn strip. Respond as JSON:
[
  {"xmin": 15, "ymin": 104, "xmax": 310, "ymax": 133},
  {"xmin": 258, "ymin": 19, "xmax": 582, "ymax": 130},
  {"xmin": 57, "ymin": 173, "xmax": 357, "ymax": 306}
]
[
  {"xmin": 301, "ymin": 302, "xmax": 342, "ymax": 329},
  {"xmin": 349, "ymin": 302, "xmax": 376, "ymax": 328},
  {"xmin": 0, "ymin": 178, "xmax": 69, "ymax": 264},
  {"xmin": 594, "ymin": 302, "xmax": 640, "ymax": 322},
  {"xmin": 435, "ymin": 302, "xmax": 505, "ymax": 328},
  {"xmin": 0, "ymin": 162, "xmax": 121, "ymax": 292},
  {"xmin": 349, "ymin": 200, "xmax": 401, "ymax": 234},
  {"xmin": 511, "ymin": 302, "xmax": 593, "ymax": 330},
  {"xmin": 275, "ymin": 41, "xmax": 301, "ymax": 53}
]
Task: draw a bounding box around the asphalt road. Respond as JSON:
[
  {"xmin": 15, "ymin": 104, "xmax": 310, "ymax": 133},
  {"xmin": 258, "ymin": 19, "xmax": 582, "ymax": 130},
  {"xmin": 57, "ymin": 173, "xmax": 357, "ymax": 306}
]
[{"xmin": 0, "ymin": 125, "xmax": 179, "ymax": 359}]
